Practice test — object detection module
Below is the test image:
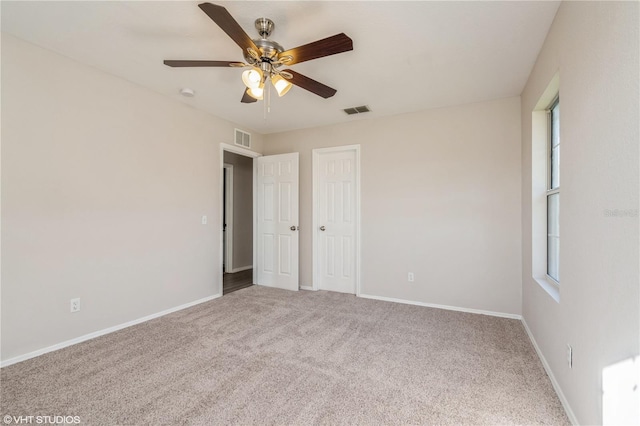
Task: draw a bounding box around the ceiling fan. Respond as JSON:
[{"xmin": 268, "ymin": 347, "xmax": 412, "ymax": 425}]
[{"xmin": 164, "ymin": 3, "xmax": 353, "ymax": 103}]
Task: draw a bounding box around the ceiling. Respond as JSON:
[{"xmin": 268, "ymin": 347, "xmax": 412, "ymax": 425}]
[{"xmin": 1, "ymin": 1, "xmax": 560, "ymax": 135}]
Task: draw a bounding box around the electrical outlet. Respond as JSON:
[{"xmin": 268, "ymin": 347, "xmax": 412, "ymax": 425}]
[
  {"xmin": 70, "ymin": 298, "xmax": 80, "ymax": 313},
  {"xmin": 201, "ymin": 215, "xmax": 207, "ymax": 225},
  {"xmin": 567, "ymin": 344, "xmax": 573, "ymax": 368},
  {"xmin": 408, "ymin": 272, "xmax": 415, "ymax": 282}
]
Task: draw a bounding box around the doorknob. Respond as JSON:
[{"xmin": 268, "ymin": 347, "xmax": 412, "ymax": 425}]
[
  {"xmin": 290, "ymin": 226, "xmax": 299, "ymax": 231},
  {"xmin": 319, "ymin": 226, "xmax": 326, "ymax": 231}
]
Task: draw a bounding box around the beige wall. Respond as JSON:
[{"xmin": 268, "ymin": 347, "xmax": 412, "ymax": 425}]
[
  {"xmin": 264, "ymin": 97, "xmax": 522, "ymax": 315},
  {"xmin": 0, "ymin": 34, "xmax": 263, "ymax": 362},
  {"xmin": 223, "ymin": 151, "xmax": 253, "ymax": 271},
  {"xmin": 520, "ymin": 2, "xmax": 639, "ymax": 424}
]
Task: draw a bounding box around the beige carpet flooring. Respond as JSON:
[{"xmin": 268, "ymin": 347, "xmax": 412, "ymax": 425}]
[{"xmin": 1, "ymin": 286, "xmax": 569, "ymax": 425}]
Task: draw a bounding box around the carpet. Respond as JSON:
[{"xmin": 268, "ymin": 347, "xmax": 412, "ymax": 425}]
[{"xmin": 1, "ymin": 286, "xmax": 569, "ymax": 425}]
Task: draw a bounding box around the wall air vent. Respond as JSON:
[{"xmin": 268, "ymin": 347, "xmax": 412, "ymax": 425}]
[
  {"xmin": 234, "ymin": 128, "xmax": 251, "ymax": 148},
  {"xmin": 343, "ymin": 105, "xmax": 371, "ymax": 115}
]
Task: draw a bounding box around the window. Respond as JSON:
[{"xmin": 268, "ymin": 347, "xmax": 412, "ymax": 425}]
[
  {"xmin": 532, "ymin": 73, "xmax": 559, "ymax": 300},
  {"xmin": 547, "ymin": 97, "xmax": 560, "ymax": 283}
]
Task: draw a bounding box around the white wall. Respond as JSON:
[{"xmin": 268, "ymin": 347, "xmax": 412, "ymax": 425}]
[
  {"xmin": 520, "ymin": 2, "xmax": 639, "ymax": 424},
  {"xmin": 264, "ymin": 97, "xmax": 522, "ymax": 316},
  {"xmin": 0, "ymin": 34, "xmax": 263, "ymax": 362}
]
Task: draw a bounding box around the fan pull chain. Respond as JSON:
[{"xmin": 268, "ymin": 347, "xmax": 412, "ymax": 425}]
[
  {"xmin": 267, "ymin": 79, "xmax": 272, "ymax": 115},
  {"xmin": 263, "ymin": 77, "xmax": 272, "ymax": 120}
]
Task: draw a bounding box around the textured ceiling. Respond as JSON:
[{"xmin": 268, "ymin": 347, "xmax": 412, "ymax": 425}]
[{"xmin": 1, "ymin": 1, "xmax": 560, "ymax": 134}]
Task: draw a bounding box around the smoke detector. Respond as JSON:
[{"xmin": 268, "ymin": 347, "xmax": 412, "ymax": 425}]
[{"xmin": 180, "ymin": 88, "xmax": 195, "ymax": 97}]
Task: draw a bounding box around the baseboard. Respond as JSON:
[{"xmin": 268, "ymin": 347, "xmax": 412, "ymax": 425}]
[
  {"xmin": 0, "ymin": 293, "xmax": 221, "ymax": 368},
  {"xmin": 299, "ymin": 286, "xmax": 314, "ymax": 291},
  {"xmin": 357, "ymin": 293, "xmax": 522, "ymax": 320},
  {"xmin": 228, "ymin": 265, "xmax": 252, "ymax": 273},
  {"xmin": 521, "ymin": 318, "xmax": 579, "ymax": 425}
]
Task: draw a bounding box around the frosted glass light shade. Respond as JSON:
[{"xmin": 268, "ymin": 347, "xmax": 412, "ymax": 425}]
[
  {"xmin": 242, "ymin": 68, "xmax": 263, "ymax": 89},
  {"xmin": 272, "ymin": 75, "xmax": 292, "ymax": 97},
  {"xmin": 247, "ymin": 86, "xmax": 264, "ymax": 100}
]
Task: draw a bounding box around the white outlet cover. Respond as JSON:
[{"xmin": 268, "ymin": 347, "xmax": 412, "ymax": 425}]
[
  {"xmin": 201, "ymin": 215, "xmax": 207, "ymax": 225},
  {"xmin": 70, "ymin": 298, "xmax": 80, "ymax": 313}
]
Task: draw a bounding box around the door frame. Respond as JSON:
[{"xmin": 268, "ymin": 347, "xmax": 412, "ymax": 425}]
[
  {"xmin": 223, "ymin": 163, "xmax": 234, "ymax": 273},
  {"xmin": 312, "ymin": 144, "xmax": 361, "ymax": 295},
  {"xmin": 219, "ymin": 143, "xmax": 260, "ymax": 296}
]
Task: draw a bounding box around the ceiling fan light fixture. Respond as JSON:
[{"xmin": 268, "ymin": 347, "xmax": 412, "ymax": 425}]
[
  {"xmin": 247, "ymin": 86, "xmax": 264, "ymax": 100},
  {"xmin": 271, "ymin": 75, "xmax": 293, "ymax": 97},
  {"xmin": 242, "ymin": 68, "xmax": 263, "ymax": 89}
]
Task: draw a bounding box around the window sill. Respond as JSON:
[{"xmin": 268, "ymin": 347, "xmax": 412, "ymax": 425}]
[{"xmin": 534, "ymin": 276, "xmax": 560, "ymax": 303}]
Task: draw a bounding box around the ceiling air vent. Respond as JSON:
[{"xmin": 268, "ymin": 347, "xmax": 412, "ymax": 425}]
[
  {"xmin": 234, "ymin": 128, "xmax": 251, "ymax": 148},
  {"xmin": 343, "ymin": 105, "xmax": 371, "ymax": 115}
]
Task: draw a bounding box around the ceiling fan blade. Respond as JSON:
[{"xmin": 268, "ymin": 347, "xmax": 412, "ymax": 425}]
[
  {"xmin": 163, "ymin": 60, "xmax": 242, "ymax": 67},
  {"xmin": 279, "ymin": 33, "xmax": 353, "ymax": 65},
  {"xmin": 282, "ymin": 69, "xmax": 337, "ymax": 99},
  {"xmin": 198, "ymin": 3, "xmax": 259, "ymax": 54},
  {"xmin": 241, "ymin": 90, "xmax": 258, "ymax": 103}
]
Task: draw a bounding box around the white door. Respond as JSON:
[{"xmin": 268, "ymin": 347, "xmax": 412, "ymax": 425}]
[
  {"xmin": 313, "ymin": 146, "xmax": 360, "ymax": 294},
  {"xmin": 256, "ymin": 153, "xmax": 299, "ymax": 291}
]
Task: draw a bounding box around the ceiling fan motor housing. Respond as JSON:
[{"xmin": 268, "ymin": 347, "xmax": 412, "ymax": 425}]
[
  {"xmin": 250, "ymin": 39, "xmax": 284, "ymax": 61},
  {"xmin": 243, "ymin": 18, "xmax": 284, "ymax": 65}
]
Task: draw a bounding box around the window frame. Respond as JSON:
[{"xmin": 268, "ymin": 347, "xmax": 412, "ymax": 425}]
[{"xmin": 546, "ymin": 96, "xmax": 560, "ymax": 286}]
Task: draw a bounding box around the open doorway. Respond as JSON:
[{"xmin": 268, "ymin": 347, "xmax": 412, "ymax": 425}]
[
  {"xmin": 222, "ymin": 149, "xmax": 255, "ymax": 295},
  {"xmin": 219, "ymin": 143, "xmax": 302, "ymax": 294}
]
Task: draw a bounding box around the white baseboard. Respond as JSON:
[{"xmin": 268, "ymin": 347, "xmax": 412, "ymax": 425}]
[
  {"xmin": 299, "ymin": 286, "xmax": 314, "ymax": 291},
  {"xmin": 0, "ymin": 294, "xmax": 221, "ymax": 368},
  {"xmin": 521, "ymin": 319, "xmax": 578, "ymax": 425},
  {"xmin": 358, "ymin": 293, "xmax": 522, "ymax": 320},
  {"xmin": 228, "ymin": 265, "xmax": 252, "ymax": 273}
]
